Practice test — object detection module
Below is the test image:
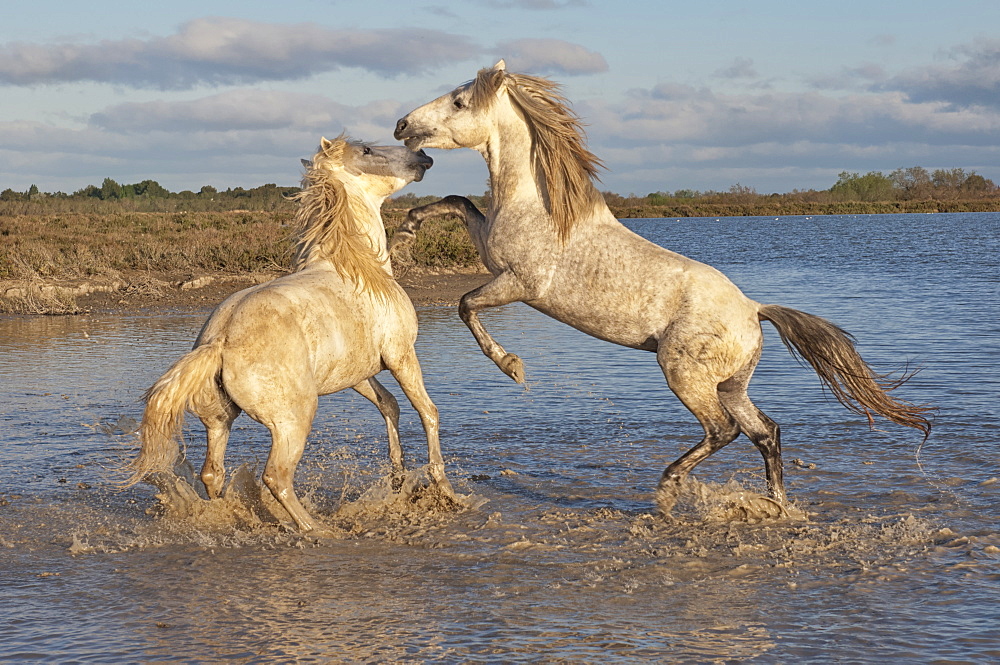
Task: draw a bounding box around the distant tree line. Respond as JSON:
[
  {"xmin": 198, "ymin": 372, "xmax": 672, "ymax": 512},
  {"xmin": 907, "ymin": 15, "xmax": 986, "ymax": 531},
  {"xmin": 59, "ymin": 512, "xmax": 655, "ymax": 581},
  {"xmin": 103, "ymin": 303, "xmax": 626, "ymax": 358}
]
[
  {"xmin": 630, "ymin": 167, "xmax": 996, "ymax": 205},
  {"xmin": 605, "ymin": 166, "xmax": 999, "ymax": 217},
  {"xmin": 0, "ymin": 178, "xmax": 299, "ymax": 213},
  {"xmin": 1, "ymin": 166, "xmax": 997, "ymax": 217}
]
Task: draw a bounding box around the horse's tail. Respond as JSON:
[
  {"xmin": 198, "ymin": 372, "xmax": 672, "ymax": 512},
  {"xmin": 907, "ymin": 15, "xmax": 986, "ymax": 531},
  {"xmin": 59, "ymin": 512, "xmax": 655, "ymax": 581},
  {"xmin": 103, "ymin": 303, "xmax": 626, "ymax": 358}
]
[
  {"xmin": 758, "ymin": 304, "xmax": 932, "ymax": 438},
  {"xmin": 121, "ymin": 341, "xmax": 224, "ymax": 487}
]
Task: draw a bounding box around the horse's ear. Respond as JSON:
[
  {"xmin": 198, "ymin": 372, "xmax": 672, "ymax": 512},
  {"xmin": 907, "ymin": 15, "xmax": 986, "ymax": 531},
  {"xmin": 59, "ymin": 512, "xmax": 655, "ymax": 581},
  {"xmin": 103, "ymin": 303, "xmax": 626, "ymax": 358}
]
[
  {"xmin": 320, "ymin": 136, "xmax": 333, "ymax": 151},
  {"xmin": 301, "ymin": 159, "xmax": 313, "ymax": 169},
  {"xmin": 493, "ymin": 59, "xmax": 506, "ymax": 72}
]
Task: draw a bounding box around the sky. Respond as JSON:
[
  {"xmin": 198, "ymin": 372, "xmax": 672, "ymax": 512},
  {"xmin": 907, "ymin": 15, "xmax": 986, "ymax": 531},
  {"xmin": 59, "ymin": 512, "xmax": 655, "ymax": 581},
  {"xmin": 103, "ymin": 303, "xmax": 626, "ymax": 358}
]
[{"xmin": 2, "ymin": 0, "xmax": 999, "ymax": 198}]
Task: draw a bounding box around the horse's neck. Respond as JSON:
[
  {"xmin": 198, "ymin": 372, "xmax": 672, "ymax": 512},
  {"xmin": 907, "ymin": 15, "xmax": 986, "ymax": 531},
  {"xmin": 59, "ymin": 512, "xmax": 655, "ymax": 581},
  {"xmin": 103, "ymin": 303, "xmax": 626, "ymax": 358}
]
[
  {"xmin": 481, "ymin": 104, "xmax": 548, "ymax": 217},
  {"xmin": 350, "ymin": 190, "xmax": 394, "ymax": 275}
]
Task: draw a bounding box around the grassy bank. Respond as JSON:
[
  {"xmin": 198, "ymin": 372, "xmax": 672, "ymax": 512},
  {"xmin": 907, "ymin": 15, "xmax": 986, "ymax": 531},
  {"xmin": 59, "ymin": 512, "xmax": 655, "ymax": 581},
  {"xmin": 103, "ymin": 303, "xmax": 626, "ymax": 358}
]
[
  {"xmin": 0, "ymin": 209, "xmax": 482, "ymax": 313},
  {"xmin": 2, "ymin": 200, "xmax": 998, "ymax": 313}
]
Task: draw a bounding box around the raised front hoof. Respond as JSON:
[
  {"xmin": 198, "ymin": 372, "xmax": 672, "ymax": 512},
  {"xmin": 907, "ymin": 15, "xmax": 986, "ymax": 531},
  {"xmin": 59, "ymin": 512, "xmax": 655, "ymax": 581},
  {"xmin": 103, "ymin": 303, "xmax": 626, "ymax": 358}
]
[
  {"xmin": 499, "ymin": 353, "xmax": 526, "ymax": 383},
  {"xmin": 387, "ymin": 230, "xmax": 415, "ymax": 253}
]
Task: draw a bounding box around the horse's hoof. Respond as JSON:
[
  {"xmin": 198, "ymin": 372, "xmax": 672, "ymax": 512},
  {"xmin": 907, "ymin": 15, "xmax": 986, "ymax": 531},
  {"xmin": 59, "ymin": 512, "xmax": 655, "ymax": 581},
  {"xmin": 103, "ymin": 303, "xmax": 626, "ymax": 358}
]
[
  {"xmin": 309, "ymin": 526, "xmax": 340, "ymax": 540},
  {"xmin": 655, "ymin": 485, "xmax": 680, "ymax": 517},
  {"xmin": 500, "ymin": 354, "xmax": 525, "ymax": 383},
  {"xmin": 747, "ymin": 495, "xmax": 787, "ymax": 519}
]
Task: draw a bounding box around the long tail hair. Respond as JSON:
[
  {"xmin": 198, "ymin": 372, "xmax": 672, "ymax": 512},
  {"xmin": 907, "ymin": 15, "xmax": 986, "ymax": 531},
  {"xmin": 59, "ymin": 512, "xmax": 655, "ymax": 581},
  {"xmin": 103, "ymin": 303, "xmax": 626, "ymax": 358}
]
[
  {"xmin": 121, "ymin": 341, "xmax": 224, "ymax": 487},
  {"xmin": 759, "ymin": 304, "xmax": 933, "ymax": 437}
]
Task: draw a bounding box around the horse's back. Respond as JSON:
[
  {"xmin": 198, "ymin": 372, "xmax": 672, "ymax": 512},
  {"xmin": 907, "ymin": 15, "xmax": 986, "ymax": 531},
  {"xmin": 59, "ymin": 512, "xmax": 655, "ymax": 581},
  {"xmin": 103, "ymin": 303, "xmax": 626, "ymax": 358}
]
[{"xmin": 531, "ymin": 218, "xmax": 759, "ymax": 351}]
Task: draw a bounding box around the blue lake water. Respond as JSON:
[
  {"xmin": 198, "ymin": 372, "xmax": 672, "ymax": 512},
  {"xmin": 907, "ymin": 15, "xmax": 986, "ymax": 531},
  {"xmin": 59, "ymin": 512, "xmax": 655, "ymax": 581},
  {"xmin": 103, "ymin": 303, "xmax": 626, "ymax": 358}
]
[{"xmin": 0, "ymin": 212, "xmax": 997, "ymax": 662}]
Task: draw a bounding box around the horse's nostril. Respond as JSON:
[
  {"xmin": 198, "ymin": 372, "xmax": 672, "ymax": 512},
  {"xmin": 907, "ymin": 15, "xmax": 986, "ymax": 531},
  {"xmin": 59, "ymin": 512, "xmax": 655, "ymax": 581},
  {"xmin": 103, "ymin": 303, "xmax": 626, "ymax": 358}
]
[{"xmin": 394, "ymin": 118, "xmax": 408, "ymax": 139}]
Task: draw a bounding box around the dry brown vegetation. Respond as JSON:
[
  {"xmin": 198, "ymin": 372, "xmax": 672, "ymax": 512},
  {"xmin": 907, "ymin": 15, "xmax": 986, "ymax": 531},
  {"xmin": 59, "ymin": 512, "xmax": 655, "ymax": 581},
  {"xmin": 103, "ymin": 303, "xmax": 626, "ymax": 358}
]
[
  {"xmin": 0, "ymin": 208, "xmax": 483, "ymax": 314},
  {"xmin": 3, "ymin": 179, "xmax": 998, "ymax": 313}
]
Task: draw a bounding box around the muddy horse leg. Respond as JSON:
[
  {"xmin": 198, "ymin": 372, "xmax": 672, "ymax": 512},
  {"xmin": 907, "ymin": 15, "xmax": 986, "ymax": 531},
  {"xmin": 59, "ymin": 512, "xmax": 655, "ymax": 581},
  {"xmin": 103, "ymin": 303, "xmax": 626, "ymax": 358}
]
[
  {"xmin": 719, "ymin": 364, "xmax": 785, "ymax": 504},
  {"xmin": 656, "ymin": 350, "xmax": 741, "ymax": 515},
  {"xmin": 260, "ymin": 399, "xmax": 321, "ymax": 533},
  {"xmin": 194, "ymin": 388, "xmax": 241, "ymax": 499},
  {"xmin": 353, "ymin": 377, "xmax": 404, "ymax": 482},
  {"xmin": 384, "ymin": 346, "xmax": 455, "ymax": 498},
  {"xmin": 388, "ymin": 195, "xmax": 485, "ymax": 253}
]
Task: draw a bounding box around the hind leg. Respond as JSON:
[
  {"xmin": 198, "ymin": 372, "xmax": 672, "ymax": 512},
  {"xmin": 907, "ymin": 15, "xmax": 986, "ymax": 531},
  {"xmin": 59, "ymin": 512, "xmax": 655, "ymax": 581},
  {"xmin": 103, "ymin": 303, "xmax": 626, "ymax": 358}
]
[
  {"xmin": 193, "ymin": 387, "xmax": 241, "ymax": 499},
  {"xmin": 656, "ymin": 351, "xmax": 741, "ymax": 515},
  {"xmin": 353, "ymin": 377, "xmax": 404, "ymax": 480},
  {"xmin": 719, "ymin": 358, "xmax": 785, "ymax": 504}
]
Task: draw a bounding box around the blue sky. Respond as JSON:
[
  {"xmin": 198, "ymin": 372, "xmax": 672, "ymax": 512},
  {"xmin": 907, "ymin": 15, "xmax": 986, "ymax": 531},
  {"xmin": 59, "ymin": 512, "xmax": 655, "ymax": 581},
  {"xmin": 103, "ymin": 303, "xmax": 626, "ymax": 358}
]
[{"xmin": 2, "ymin": 0, "xmax": 998, "ymax": 197}]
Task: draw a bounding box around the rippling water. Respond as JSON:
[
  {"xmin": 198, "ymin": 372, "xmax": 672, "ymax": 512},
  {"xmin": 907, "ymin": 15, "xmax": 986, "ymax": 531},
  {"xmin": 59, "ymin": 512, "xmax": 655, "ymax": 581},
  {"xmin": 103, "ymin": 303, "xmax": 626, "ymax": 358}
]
[{"xmin": 1, "ymin": 213, "xmax": 997, "ymax": 662}]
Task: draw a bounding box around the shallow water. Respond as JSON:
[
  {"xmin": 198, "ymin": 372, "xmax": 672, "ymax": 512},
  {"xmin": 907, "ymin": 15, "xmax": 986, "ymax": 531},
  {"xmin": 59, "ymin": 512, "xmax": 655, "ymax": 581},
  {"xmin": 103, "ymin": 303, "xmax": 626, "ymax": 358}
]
[{"xmin": 1, "ymin": 213, "xmax": 998, "ymax": 662}]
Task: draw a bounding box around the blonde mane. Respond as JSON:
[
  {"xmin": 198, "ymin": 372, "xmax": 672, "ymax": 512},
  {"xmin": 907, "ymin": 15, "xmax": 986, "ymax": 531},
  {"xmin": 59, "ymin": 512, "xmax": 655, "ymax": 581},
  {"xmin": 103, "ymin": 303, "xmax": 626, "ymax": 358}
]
[
  {"xmin": 288, "ymin": 136, "xmax": 395, "ymax": 299},
  {"xmin": 472, "ymin": 67, "xmax": 605, "ymax": 240}
]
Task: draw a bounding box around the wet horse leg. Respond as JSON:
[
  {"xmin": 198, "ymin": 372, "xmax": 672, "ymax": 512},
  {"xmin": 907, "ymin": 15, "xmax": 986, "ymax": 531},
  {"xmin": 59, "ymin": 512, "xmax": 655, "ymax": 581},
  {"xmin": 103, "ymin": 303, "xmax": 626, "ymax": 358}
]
[
  {"xmin": 353, "ymin": 377, "xmax": 405, "ymax": 483},
  {"xmin": 719, "ymin": 370, "xmax": 785, "ymax": 504},
  {"xmin": 193, "ymin": 389, "xmax": 240, "ymax": 499},
  {"xmin": 384, "ymin": 346, "xmax": 456, "ymax": 498},
  {"xmin": 260, "ymin": 398, "xmax": 320, "ymax": 532},
  {"xmin": 656, "ymin": 350, "xmax": 741, "ymax": 515},
  {"xmin": 459, "ymin": 271, "xmax": 532, "ymax": 383}
]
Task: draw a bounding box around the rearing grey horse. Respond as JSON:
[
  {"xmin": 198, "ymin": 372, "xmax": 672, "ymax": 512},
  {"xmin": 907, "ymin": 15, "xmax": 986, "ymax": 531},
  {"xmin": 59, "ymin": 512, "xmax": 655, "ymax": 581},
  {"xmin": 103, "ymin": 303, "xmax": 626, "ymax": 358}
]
[{"xmin": 393, "ymin": 60, "xmax": 932, "ymax": 515}]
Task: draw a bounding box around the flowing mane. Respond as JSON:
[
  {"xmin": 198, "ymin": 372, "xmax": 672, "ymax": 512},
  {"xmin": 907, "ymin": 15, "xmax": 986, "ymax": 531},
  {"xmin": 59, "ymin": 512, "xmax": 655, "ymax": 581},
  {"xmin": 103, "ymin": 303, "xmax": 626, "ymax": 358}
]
[
  {"xmin": 471, "ymin": 66, "xmax": 605, "ymax": 240},
  {"xmin": 288, "ymin": 136, "xmax": 395, "ymax": 299}
]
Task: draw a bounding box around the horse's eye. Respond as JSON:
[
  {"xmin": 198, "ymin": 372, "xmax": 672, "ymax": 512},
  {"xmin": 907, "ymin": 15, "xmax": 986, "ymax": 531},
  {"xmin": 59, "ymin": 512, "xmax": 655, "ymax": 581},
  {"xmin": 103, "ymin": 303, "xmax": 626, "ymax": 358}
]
[
  {"xmin": 453, "ymin": 98, "xmax": 465, "ymax": 110},
  {"xmin": 363, "ymin": 146, "xmax": 372, "ymax": 155}
]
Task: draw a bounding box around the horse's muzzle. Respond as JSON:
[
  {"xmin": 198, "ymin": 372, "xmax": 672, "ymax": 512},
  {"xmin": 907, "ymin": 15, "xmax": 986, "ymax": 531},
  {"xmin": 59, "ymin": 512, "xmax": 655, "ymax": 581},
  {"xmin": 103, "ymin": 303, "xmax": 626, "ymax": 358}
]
[{"xmin": 394, "ymin": 118, "xmax": 409, "ymax": 140}]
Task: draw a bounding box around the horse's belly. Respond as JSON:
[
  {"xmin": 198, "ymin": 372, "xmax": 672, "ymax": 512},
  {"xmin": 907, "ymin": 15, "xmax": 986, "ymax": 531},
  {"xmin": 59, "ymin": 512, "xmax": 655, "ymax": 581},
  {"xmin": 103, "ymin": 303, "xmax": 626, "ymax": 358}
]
[
  {"xmin": 527, "ymin": 299, "xmax": 660, "ymax": 351},
  {"xmin": 310, "ymin": 331, "xmax": 384, "ymax": 394}
]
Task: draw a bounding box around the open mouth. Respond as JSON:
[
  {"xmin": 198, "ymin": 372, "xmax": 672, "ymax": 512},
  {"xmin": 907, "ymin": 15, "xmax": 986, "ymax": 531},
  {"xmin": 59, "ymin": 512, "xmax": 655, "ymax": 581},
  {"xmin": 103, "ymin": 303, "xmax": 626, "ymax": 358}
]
[
  {"xmin": 413, "ymin": 156, "xmax": 432, "ymax": 181},
  {"xmin": 402, "ymin": 136, "xmax": 425, "ymax": 150}
]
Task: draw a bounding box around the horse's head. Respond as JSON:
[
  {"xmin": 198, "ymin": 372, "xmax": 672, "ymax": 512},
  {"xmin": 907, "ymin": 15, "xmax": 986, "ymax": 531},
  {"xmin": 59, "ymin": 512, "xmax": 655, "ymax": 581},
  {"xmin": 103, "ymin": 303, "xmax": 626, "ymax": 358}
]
[
  {"xmin": 308, "ymin": 135, "xmax": 433, "ymax": 197},
  {"xmin": 395, "ymin": 61, "xmax": 604, "ymax": 240},
  {"xmin": 394, "ymin": 60, "xmax": 509, "ymax": 151}
]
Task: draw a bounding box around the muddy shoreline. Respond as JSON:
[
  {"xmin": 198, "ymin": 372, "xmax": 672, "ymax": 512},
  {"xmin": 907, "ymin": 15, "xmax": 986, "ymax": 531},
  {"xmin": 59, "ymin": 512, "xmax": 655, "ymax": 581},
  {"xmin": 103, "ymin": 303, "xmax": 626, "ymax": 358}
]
[{"xmin": 1, "ymin": 267, "xmax": 492, "ymax": 314}]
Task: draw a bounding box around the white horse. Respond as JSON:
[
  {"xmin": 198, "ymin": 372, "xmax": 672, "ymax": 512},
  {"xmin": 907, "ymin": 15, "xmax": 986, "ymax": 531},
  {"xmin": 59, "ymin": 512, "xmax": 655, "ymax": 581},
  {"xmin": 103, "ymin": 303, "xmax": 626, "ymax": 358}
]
[
  {"xmin": 393, "ymin": 61, "xmax": 932, "ymax": 515},
  {"xmin": 123, "ymin": 135, "xmax": 454, "ymax": 533}
]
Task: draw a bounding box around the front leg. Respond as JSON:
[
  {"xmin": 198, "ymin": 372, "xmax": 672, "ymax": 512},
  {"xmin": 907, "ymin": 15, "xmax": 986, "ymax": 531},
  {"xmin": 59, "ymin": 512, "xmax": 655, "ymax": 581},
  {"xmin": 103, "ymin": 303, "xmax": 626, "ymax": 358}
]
[
  {"xmin": 460, "ymin": 271, "xmax": 533, "ymax": 384},
  {"xmin": 353, "ymin": 377, "xmax": 404, "ymax": 483},
  {"xmin": 388, "ymin": 195, "xmax": 485, "ymax": 253}
]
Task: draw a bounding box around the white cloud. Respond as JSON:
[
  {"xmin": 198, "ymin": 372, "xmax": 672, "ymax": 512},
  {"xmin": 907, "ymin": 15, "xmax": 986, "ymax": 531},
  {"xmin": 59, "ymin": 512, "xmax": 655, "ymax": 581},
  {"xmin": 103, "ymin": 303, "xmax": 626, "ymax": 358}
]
[
  {"xmin": 494, "ymin": 39, "xmax": 608, "ymax": 75},
  {"xmin": 582, "ymin": 84, "xmax": 1000, "ymax": 148},
  {"xmin": 880, "ymin": 38, "xmax": 1000, "ymax": 108},
  {"xmin": 87, "ymin": 90, "xmax": 408, "ymax": 134},
  {"xmin": 0, "ymin": 17, "xmax": 482, "ymax": 89},
  {"xmin": 3, "ymin": 30, "xmax": 998, "ymax": 197},
  {"xmin": 713, "ymin": 57, "xmax": 757, "ymax": 80},
  {"xmin": 574, "ymin": 78, "xmax": 1000, "ymax": 193}
]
